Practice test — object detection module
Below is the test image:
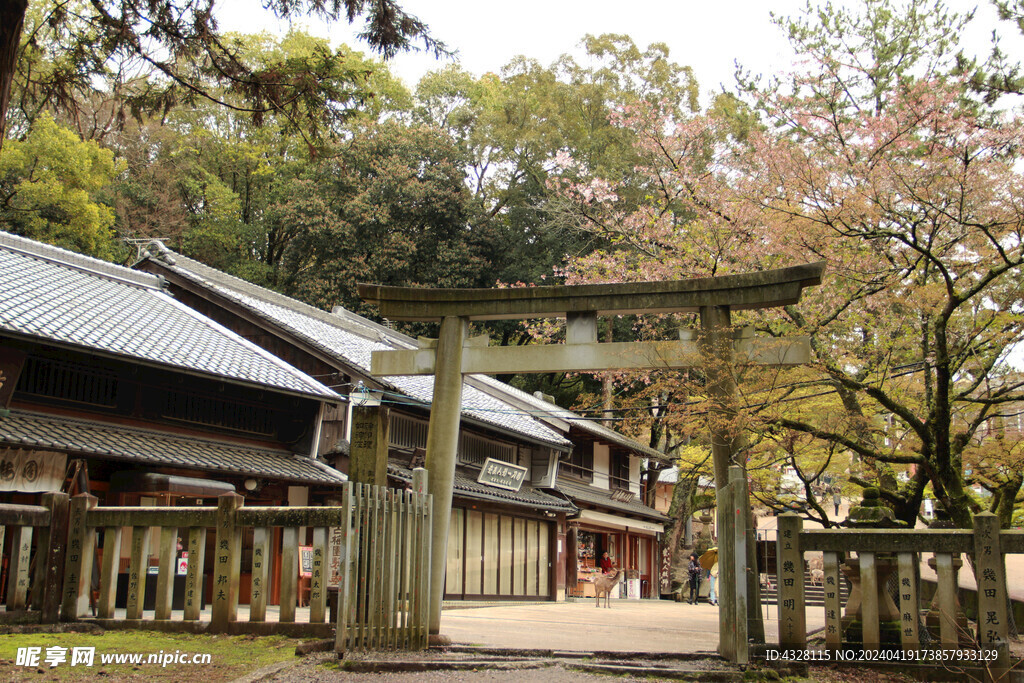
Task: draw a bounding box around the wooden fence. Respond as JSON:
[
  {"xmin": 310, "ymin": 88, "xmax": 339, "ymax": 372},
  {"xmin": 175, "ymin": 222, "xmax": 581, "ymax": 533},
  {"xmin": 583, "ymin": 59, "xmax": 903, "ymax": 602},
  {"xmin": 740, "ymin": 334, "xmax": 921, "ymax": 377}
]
[
  {"xmin": 0, "ymin": 477, "xmax": 431, "ymax": 653},
  {"xmin": 0, "ymin": 492, "xmax": 69, "ymax": 624},
  {"xmin": 775, "ymin": 512, "xmax": 1017, "ymax": 680}
]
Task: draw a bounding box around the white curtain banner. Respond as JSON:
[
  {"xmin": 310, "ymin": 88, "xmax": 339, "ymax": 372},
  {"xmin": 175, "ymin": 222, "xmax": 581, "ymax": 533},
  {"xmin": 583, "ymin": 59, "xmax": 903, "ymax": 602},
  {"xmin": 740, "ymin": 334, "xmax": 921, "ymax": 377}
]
[{"xmin": 0, "ymin": 450, "xmax": 67, "ymax": 492}]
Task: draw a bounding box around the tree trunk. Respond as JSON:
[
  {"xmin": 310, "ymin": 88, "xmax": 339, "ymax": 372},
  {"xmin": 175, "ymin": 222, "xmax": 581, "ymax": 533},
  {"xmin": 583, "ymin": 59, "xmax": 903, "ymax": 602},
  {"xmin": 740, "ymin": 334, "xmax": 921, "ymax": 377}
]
[{"xmin": 0, "ymin": 0, "xmax": 27, "ymax": 151}]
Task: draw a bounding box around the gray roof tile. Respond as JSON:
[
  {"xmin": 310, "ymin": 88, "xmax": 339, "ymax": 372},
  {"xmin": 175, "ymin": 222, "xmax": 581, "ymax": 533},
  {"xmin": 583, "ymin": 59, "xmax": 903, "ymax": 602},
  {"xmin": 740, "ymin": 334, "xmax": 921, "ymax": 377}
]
[
  {"xmin": 466, "ymin": 375, "xmax": 670, "ymax": 462},
  {"xmin": 388, "ymin": 463, "xmax": 576, "ymax": 513},
  {"xmin": 0, "ymin": 232, "xmax": 339, "ymax": 401},
  {"xmin": 556, "ymin": 478, "xmax": 670, "ymax": 522},
  {"xmin": 140, "ymin": 249, "xmax": 570, "ymax": 449},
  {"xmin": 0, "ymin": 409, "xmax": 347, "ymax": 486}
]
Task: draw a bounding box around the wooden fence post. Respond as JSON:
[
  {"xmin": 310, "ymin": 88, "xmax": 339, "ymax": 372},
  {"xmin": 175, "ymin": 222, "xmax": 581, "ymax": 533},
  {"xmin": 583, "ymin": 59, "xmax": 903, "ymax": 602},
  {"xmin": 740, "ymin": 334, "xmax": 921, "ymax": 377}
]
[
  {"xmin": 973, "ymin": 512, "xmax": 1009, "ymax": 681},
  {"xmin": 310, "ymin": 526, "xmax": 329, "ymax": 623},
  {"xmin": 126, "ymin": 525, "xmax": 152, "ymax": 620},
  {"xmin": 823, "ymin": 551, "xmax": 843, "ymax": 651},
  {"xmin": 183, "ymin": 526, "xmax": 207, "ymax": 621},
  {"xmin": 154, "ymin": 526, "xmax": 178, "ymax": 620},
  {"xmin": 39, "ymin": 492, "xmax": 69, "ymax": 623},
  {"xmin": 211, "ymin": 492, "xmax": 243, "ymax": 629},
  {"xmin": 776, "ymin": 513, "xmax": 805, "ymax": 649},
  {"xmin": 280, "ymin": 527, "xmax": 299, "ymax": 623},
  {"xmin": 97, "ymin": 527, "xmax": 122, "ymax": 619},
  {"xmin": 61, "ymin": 493, "xmax": 97, "ymax": 621},
  {"xmin": 896, "ymin": 552, "xmax": 920, "ymax": 653},
  {"xmin": 250, "ymin": 527, "xmax": 271, "ymax": 622},
  {"xmin": 860, "ymin": 552, "xmax": 879, "ymax": 648},
  {"xmin": 7, "ymin": 526, "xmax": 32, "ymax": 611},
  {"xmin": 334, "ymin": 482, "xmax": 354, "ymax": 655},
  {"xmin": 413, "ymin": 468, "xmax": 430, "ymax": 650}
]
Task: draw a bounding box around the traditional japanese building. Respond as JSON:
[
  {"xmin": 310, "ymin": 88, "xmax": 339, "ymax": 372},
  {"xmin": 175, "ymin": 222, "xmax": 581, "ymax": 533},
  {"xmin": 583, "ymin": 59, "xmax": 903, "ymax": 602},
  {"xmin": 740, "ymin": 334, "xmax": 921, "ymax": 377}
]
[
  {"xmin": 0, "ymin": 231, "xmax": 346, "ymax": 607},
  {"xmin": 135, "ymin": 244, "xmax": 578, "ymax": 601},
  {"xmin": 467, "ymin": 382, "xmax": 671, "ymax": 599}
]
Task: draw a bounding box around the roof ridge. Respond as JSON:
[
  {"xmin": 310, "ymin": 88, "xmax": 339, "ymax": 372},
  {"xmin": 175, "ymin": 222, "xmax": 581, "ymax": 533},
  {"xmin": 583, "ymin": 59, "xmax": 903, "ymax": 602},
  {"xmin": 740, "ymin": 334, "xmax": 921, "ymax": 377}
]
[
  {"xmin": 0, "ymin": 231, "xmax": 162, "ymax": 291},
  {"xmin": 137, "ymin": 241, "xmax": 410, "ymax": 345},
  {"xmin": 150, "ymin": 289, "xmax": 343, "ymax": 402}
]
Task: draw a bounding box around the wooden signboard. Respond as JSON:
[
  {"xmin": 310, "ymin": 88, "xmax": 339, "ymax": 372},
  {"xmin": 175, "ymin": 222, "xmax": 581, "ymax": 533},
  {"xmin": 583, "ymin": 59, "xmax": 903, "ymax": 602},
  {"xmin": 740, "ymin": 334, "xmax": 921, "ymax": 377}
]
[{"xmin": 476, "ymin": 458, "xmax": 528, "ymax": 492}]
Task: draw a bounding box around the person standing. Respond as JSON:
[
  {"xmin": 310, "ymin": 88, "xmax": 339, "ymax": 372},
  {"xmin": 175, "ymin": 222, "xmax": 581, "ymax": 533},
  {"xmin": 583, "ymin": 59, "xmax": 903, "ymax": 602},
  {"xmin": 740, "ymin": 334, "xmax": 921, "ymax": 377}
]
[
  {"xmin": 708, "ymin": 559, "xmax": 718, "ymax": 606},
  {"xmin": 687, "ymin": 553, "xmax": 702, "ymax": 604}
]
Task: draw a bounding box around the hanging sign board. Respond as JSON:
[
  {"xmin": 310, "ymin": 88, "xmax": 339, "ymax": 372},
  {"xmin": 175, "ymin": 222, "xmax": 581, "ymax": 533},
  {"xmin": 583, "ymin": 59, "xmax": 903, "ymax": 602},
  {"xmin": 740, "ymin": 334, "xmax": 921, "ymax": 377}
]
[
  {"xmin": 476, "ymin": 458, "xmax": 528, "ymax": 492},
  {"xmin": 0, "ymin": 450, "xmax": 66, "ymax": 492}
]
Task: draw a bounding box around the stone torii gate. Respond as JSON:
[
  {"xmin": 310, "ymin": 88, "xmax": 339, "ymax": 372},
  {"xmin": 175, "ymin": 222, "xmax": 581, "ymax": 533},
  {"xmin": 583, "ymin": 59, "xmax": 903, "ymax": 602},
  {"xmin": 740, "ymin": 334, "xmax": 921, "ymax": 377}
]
[{"xmin": 358, "ymin": 261, "xmax": 824, "ymax": 661}]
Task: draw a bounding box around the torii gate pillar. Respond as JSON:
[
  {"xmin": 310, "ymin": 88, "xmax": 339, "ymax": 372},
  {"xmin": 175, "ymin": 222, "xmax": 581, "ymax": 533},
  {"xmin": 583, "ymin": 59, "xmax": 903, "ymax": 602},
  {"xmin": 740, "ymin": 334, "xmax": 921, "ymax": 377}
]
[
  {"xmin": 359, "ymin": 261, "xmax": 824, "ymax": 658},
  {"xmin": 423, "ymin": 316, "xmax": 467, "ymax": 636}
]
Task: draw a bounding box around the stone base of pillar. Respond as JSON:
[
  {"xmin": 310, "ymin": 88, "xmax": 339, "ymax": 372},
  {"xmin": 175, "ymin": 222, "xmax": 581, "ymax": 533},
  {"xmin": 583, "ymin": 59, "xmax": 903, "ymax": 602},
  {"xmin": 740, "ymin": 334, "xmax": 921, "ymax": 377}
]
[{"xmin": 428, "ymin": 633, "xmax": 452, "ymax": 647}]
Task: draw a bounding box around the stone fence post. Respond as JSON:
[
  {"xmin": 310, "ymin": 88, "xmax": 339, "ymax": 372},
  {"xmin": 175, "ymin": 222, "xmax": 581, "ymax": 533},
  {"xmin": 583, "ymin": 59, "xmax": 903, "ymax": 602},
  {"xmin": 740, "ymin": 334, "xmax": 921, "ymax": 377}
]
[{"xmin": 211, "ymin": 492, "xmax": 243, "ymax": 629}]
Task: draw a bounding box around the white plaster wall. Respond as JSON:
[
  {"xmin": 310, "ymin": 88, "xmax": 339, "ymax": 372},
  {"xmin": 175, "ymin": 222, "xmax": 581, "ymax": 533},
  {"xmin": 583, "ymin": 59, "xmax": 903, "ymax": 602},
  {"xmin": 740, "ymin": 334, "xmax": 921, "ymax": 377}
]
[{"xmin": 593, "ymin": 442, "xmax": 610, "ymax": 489}]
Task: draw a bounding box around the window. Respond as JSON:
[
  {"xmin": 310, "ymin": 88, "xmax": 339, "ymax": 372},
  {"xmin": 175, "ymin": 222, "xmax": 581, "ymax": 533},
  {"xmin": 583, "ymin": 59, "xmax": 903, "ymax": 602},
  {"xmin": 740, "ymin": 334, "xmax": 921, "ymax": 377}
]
[
  {"xmin": 610, "ymin": 449, "xmax": 630, "ymax": 490},
  {"xmin": 390, "ymin": 414, "xmax": 429, "ymax": 450},
  {"xmin": 458, "ymin": 432, "xmax": 515, "ymax": 467},
  {"xmin": 159, "ymin": 388, "xmax": 276, "ymax": 436},
  {"xmin": 562, "ymin": 440, "xmax": 593, "ymax": 481},
  {"xmin": 16, "ymin": 356, "xmax": 119, "ymax": 408}
]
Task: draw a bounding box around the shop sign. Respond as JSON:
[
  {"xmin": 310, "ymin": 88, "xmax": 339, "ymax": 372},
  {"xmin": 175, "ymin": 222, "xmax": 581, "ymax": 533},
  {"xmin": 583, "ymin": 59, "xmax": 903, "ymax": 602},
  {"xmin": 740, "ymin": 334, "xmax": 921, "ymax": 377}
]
[
  {"xmin": 0, "ymin": 450, "xmax": 66, "ymax": 492},
  {"xmin": 476, "ymin": 458, "xmax": 528, "ymax": 492}
]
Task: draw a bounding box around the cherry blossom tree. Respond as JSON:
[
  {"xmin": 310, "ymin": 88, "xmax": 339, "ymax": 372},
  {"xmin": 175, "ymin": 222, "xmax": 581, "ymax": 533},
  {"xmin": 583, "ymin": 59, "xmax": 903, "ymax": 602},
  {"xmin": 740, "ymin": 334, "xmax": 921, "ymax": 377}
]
[{"xmin": 553, "ymin": 0, "xmax": 1024, "ymax": 529}]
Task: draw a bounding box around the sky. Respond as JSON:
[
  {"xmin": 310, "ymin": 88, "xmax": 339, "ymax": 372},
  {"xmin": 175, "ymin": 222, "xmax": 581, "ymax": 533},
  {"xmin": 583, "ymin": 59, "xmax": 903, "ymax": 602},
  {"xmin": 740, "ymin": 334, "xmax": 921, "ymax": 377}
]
[{"xmin": 216, "ymin": 0, "xmax": 1020, "ymax": 106}]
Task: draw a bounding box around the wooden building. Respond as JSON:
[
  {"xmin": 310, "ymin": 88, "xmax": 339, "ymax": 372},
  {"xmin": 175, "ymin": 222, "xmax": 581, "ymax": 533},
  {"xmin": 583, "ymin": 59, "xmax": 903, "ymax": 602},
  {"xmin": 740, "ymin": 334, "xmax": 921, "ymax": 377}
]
[
  {"xmin": 466, "ymin": 383, "xmax": 671, "ymax": 599},
  {"xmin": 0, "ymin": 231, "xmax": 346, "ymax": 607},
  {"xmin": 135, "ymin": 244, "xmax": 578, "ymax": 601}
]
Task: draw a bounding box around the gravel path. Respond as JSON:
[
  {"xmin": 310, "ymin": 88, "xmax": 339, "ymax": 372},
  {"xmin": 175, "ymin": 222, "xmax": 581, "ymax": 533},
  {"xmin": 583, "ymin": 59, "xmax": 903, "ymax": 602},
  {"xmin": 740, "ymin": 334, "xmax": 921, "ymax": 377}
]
[{"xmin": 263, "ymin": 653, "xmax": 666, "ymax": 682}]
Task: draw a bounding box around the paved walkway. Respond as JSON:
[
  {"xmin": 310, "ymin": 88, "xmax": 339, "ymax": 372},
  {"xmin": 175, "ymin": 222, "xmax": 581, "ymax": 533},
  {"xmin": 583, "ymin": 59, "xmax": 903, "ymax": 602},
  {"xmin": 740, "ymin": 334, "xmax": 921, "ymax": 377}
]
[
  {"xmin": 440, "ymin": 599, "xmax": 823, "ymax": 653},
  {"xmin": 88, "ymin": 599, "xmax": 820, "ymax": 655}
]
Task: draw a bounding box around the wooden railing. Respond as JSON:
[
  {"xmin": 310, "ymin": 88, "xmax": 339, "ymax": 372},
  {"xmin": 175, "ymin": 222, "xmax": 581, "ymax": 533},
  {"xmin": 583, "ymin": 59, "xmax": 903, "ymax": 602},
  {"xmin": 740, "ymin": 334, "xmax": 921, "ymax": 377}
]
[
  {"xmin": 56, "ymin": 475, "xmax": 431, "ymax": 652},
  {"xmin": 0, "ymin": 493, "xmax": 70, "ymax": 623},
  {"xmin": 776, "ymin": 512, "xmax": 1014, "ymax": 679}
]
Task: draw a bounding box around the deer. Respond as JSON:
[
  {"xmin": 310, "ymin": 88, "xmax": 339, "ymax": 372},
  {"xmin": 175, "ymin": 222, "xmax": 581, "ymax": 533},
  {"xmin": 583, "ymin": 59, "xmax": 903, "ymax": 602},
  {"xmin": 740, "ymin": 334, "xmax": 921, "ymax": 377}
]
[{"xmin": 593, "ymin": 568, "xmax": 623, "ymax": 608}]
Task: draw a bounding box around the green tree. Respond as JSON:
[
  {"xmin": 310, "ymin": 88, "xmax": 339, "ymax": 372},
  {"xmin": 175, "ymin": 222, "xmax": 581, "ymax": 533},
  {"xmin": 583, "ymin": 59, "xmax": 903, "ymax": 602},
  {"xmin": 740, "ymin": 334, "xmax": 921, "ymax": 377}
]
[
  {"xmin": 0, "ymin": 113, "xmax": 120, "ymax": 257},
  {"xmin": 275, "ymin": 120, "xmax": 483, "ymax": 318},
  {"xmin": 0, "ymin": 0, "xmax": 442, "ymax": 150}
]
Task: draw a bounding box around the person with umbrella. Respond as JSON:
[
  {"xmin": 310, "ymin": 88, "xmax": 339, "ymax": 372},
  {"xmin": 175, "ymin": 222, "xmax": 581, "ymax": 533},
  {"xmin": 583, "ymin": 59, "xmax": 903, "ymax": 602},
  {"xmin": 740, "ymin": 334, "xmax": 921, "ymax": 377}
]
[{"xmin": 699, "ymin": 548, "xmax": 718, "ymax": 606}]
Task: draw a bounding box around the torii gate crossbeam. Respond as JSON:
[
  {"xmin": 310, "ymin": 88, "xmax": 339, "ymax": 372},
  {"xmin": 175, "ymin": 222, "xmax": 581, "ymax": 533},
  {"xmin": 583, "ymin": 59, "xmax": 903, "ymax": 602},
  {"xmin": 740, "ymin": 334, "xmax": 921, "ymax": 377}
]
[{"xmin": 357, "ymin": 261, "xmax": 825, "ymax": 662}]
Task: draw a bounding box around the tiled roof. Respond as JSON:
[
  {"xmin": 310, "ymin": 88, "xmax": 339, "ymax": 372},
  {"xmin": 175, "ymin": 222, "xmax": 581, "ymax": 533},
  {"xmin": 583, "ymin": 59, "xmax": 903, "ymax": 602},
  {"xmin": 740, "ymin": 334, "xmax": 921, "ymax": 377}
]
[
  {"xmin": 137, "ymin": 247, "xmax": 570, "ymax": 450},
  {"xmin": 388, "ymin": 463, "xmax": 577, "ymax": 514},
  {"xmin": 0, "ymin": 409, "xmax": 347, "ymax": 486},
  {"xmin": 0, "ymin": 232, "xmax": 339, "ymax": 401},
  {"xmin": 556, "ymin": 479, "xmax": 670, "ymax": 522},
  {"xmin": 466, "ymin": 375, "xmax": 670, "ymax": 463}
]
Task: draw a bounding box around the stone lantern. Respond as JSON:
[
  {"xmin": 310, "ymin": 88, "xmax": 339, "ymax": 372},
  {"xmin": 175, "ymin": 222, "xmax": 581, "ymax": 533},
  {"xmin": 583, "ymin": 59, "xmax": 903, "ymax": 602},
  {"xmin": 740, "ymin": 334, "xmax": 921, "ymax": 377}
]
[{"xmin": 840, "ymin": 488, "xmax": 903, "ymax": 647}]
